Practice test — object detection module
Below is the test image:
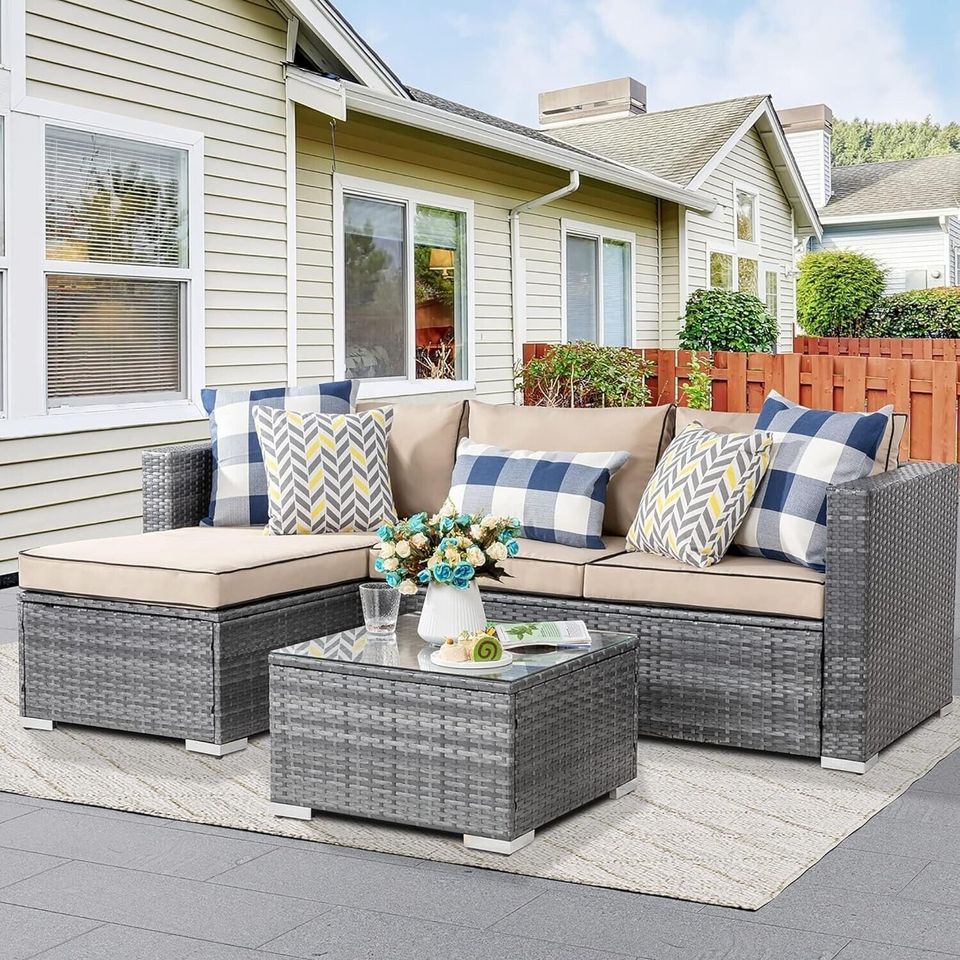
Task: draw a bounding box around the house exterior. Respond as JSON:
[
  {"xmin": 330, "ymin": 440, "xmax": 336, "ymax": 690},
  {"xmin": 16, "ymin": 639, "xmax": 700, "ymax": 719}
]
[
  {"xmin": 781, "ymin": 105, "xmax": 960, "ymax": 292},
  {"xmin": 0, "ymin": 0, "xmax": 818, "ymax": 578}
]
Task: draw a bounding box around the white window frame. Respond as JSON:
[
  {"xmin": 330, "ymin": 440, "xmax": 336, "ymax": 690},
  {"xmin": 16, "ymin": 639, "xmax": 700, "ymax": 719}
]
[
  {"xmin": 1, "ymin": 100, "xmax": 205, "ymax": 438},
  {"xmin": 732, "ymin": 181, "xmax": 760, "ymax": 256},
  {"xmin": 762, "ymin": 264, "xmax": 779, "ymax": 318},
  {"xmin": 560, "ymin": 218, "xmax": 636, "ymax": 347},
  {"xmin": 332, "ymin": 172, "xmax": 476, "ymax": 399},
  {"xmin": 707, "ymin": 243, "xmax": 736, "ymax": 291}
]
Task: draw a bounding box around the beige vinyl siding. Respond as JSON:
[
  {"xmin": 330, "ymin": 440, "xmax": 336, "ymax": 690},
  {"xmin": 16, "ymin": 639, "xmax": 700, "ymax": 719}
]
[
  {"xmin": 3, "ymin": 0, "xmax": 289, "ymax": 575},
  {"xmin": 296, "ymin": 108, "xmax": 662, "ymax": 401},
  {"xmin": 659, "ymin": 202, "xmax": 681, "ymax": 345},
  {"xmin": 817, "ymin": 219, "xmax": 952, "ymax": 293},
  {"xmin": 950, "ymin": 216, "xmax": 960, "ymax": 285},
  {"xmin": 684, "ymin": 127, "xmax": 797, "ymax": 351},
  {"xmin": 1, "ymin": 420, "xmax": 209, "ymax": 575}
]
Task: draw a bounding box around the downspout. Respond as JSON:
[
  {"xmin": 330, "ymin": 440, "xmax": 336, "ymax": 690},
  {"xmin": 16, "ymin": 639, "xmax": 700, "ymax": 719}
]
[{"xmin": 510, "ymin": 170, "xmax": 581, "ymax": 397}]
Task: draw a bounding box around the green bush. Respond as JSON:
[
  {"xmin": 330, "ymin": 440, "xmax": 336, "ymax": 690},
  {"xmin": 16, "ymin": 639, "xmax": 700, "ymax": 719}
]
[
  {"xmin": 678, "ymin": 288, "xmax": 778, "ymax": 353},
  {"xmin": 862, "ymin": 287, "xmax": 960, "ymax": 338},
  {"xmin": 796, "ymin": 250, "xmax": 886, "ymax": 336}
]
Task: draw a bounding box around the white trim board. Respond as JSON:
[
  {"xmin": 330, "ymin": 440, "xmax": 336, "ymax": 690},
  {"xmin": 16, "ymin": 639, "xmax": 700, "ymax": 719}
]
[{"xmin": 821, "ymin": 208, "xmax": 960, "ymax": 226}]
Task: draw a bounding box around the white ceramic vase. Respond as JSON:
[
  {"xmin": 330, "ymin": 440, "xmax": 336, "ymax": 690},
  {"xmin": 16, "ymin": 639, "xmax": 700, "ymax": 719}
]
[{"xmin": 417, "ymin": 581, "xmax": 487, "ymax": 645}]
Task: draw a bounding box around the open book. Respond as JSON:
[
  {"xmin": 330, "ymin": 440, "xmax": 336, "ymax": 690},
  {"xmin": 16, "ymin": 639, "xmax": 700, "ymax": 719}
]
[{"xmin": 493, "ymin": 620, "xmax": 592, "ymax": 649}]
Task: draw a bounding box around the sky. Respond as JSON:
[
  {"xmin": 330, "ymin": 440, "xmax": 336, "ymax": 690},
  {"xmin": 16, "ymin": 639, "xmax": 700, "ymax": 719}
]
[{"xmin": 336, "ymin": 0, "xmax": 960, "ymax": 126}]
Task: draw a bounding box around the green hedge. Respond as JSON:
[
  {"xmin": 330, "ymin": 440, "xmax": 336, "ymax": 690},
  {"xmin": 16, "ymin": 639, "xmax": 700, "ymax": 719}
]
[
  {"xmin": 862, "ymin": 287, "xmax": 960, "ymax": 338},
  {"xmin": 678, "ymin": 288, "xmax": 778, "ymax": 353},
  {"xmin": 796, "ymin": 250, "xmax": 886, "ymax": 336}
]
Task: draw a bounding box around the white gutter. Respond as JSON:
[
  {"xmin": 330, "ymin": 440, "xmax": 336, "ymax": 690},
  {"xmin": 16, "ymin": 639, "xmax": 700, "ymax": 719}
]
[
  {"xmin": 821, "ymin": 208, "xmax": 960, "ymax": 226},
  {"xmin": 509, "ymin": 171, "xmax": 582, "ymax": 389},
  {"xmin": 340, "ymin": 80, "xmax": 715, "ymax": 214}
]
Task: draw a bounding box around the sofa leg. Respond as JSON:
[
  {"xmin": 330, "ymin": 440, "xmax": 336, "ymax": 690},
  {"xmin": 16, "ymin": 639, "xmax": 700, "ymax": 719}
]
[
  {"xmin": 269, "ymin": 802, "xmax": 313, "ymax": 820},
  {"xmin": 463, "ymin": 831, "xmax": 535, "ymax": 855},
  {"xmin": 185, "ymin": 737, "xmax": 247, "ymax": 758},
  {"xmin": 939, "ymin": 700, "xmax": 955, "ymax": 718},
  {"xmin": 609, "ymin": 778, "xmax": 638, "ymax": 800},
  {"xmin": 821, "ymin": 754, "xmax": 878, "ymax": 775},
  {"xmin": 21, "ymin": 716, "xmax": 54, "ymax": 731}
]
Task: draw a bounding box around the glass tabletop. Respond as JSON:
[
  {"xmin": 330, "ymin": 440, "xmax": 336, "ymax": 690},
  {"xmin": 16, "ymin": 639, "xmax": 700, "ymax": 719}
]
[{"xmin": 273, "ymin": 614, "xmax": 632, "ymax": 683}]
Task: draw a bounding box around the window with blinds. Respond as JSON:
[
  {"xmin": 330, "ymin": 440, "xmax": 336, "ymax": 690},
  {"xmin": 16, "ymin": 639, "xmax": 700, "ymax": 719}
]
[
  {"xmin": 45, "ymin": 126, "xmax": 187, "ymax": 266},
  {"xmin": 44, "ymin": 125, "xmax": 189, "ymax": 404},
  {"xmin": 46, "ymin": 276, "xmax": 182, "ymax": 400}
]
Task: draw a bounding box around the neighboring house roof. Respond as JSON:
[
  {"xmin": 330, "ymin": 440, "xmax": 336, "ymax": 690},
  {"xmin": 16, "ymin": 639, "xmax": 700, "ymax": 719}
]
[
  {"xmin": 821, "ymin": 154, "xmax": 960, "ymax": 221},
  {"xmin": 546, "ymin": 95, "xmax": 766, "ymax": 186}
]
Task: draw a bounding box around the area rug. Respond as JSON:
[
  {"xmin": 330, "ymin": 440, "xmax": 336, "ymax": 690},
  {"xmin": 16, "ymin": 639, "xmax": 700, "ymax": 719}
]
[{"xmin": 1, "ymin": 644, "xmax": 957, "ymax": 910}]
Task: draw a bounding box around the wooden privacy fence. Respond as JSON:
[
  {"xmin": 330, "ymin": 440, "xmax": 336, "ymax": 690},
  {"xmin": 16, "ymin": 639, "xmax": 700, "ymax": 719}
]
[
  {"xmin": 522, "ymin": 343, "xmax": 960, "ymax": 463},
  {"xmin": 795, "ymin": 336, "xmax": 960, "ymax": 361}
]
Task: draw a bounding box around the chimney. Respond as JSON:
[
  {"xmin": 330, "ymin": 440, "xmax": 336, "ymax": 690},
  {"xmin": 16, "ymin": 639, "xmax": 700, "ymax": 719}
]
[
  {"xmin": 539, "ymin": 78, "xmax": 647, "ymax": 129},
  {"xmin": 778, "ymin": 104, "xmax": 833, "ymax": 209}
]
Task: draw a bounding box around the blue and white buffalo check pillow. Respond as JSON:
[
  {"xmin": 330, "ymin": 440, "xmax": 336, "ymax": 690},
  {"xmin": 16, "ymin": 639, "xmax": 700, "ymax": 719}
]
[
  {"xmin": 201, "ymin": 380, "xmax": 357, "ymax": 527},
  {"xmin": 734, "ymin": 390, "xmax": 893, "ymax": 571},
  {"xmin": 448, "ymin": 438, "xmax": 629, "ymax": 549}
]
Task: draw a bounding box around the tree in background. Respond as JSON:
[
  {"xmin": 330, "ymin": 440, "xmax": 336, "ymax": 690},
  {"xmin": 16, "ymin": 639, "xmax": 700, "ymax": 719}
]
[{"xmin": 833, "ymin": 117, "xmax": 960, "ymax": 166}]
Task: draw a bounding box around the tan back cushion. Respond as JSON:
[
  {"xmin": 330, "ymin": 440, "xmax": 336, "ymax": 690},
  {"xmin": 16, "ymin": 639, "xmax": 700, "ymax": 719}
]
[
  {"xmin": 675, "ymin": 407, "xmax": 760, "ymax": 434},
  {"xmin": 359, "ymin": 399, "xmax": 467, "ymax": 517},
  {"xmin": 466, "ymin": 401, "xmax": 674, "ymax": 536}
]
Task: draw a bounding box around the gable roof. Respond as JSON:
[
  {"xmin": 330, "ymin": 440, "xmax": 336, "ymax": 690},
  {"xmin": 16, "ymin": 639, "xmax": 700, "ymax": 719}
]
[
  {"xmin": 547, "ymin": 95, "xmax": 766, "ymax": 186},
  {"xmin": 822, "ymin": 154, "xmax": 960, "ymax": 221}
]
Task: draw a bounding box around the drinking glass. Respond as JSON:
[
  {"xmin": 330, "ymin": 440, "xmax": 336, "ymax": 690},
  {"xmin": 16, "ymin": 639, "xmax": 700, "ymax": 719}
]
[{"xmin": 360, "ymin": 582, "xmax": 400, "ymax": 635}]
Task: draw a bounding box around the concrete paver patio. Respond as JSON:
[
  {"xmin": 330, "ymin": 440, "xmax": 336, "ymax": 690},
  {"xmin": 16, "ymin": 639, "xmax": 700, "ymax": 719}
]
[{"xmin": 2, "ymin": 585, "xmax": 960, "ymax": 960}]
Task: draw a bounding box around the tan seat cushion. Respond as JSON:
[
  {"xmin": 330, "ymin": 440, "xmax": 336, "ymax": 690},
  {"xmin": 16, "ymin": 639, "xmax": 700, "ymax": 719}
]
[
  {"xmin": 368, "ymin": 537, "xmax": 626, "ymax": 599},
  {"xmin": 359, "ymin": 399, "xmax": 466, "ymax": 517},
  {"xmin": 583, "ymin": 551, "xmax": 825, "ymax": 619},
  {"xmin": 19, "ymin": 527, "xmax": 378, "ymax": 610},
  {"xmin": 466, "ymin": 401, "xmax": 674, "ymax": 537},
  {"xmin": 675, "ymin": 407, "xmax": 759, "ymax": 434}
]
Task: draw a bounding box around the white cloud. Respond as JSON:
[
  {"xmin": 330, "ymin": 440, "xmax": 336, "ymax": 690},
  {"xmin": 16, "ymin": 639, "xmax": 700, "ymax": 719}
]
[
  {"xmin": 477, "ymin": 0, "xmax": 942, "ymax": 122},
  {"xmin": 471, "ymin": 2, "xmax": 602, "ymax": 123}
]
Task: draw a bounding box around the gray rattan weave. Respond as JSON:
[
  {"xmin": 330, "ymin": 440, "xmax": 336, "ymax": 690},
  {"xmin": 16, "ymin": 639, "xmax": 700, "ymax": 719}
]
[
  {"xmin": 17, "ymin": 440, "xmax": 958, "ymax": 767},
  {"xmin": 269, "ymin": 626, "xmax": 639, "ymax": 842},
  {"xmin": 19, "ymin": 584, "xmax": 363, "ymax": 745}
]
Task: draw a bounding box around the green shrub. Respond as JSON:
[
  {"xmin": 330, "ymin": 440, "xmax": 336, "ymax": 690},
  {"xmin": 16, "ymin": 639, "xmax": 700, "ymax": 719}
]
[
  {"xmin": 796, "ymin": 250, "xmax": 886, "ymax": 336},
  {"xmin": 516, "ymin": 341, "xmax": 655, "ymax": 407},
  {"xmin": 681, "ymin": 351, "xmax": 713, "ymax": 410},
  {"xmin": 862, "ymin": 287, "xmax": 960, "ymax": 338},
  {"xmin": 678, "ymin": 288, "xmax": 778, "ymax": 353}
]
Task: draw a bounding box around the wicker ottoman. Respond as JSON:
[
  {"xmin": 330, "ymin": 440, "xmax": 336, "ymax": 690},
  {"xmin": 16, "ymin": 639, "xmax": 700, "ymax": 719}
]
[{"xmin": 268, "ymin": 615, "xmax": 639, "ymax": 854}]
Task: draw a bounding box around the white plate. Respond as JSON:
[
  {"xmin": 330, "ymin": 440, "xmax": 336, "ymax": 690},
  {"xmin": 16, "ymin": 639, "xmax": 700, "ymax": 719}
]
[{"xmin": 428, "ymin": 650, "xmax": 514, "ymax": 673}]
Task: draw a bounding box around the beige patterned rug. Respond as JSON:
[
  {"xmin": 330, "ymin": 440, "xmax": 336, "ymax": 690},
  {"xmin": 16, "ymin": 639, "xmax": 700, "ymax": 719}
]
[{"xmin": 1, "ymin": 643, "xmax": 957, "ymax": 910}]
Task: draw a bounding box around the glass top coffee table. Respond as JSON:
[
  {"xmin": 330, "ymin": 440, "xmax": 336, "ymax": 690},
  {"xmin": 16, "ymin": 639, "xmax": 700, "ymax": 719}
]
[{"xmin": 268, "ymin": 614, "xmax": 639, "ymax": 854}]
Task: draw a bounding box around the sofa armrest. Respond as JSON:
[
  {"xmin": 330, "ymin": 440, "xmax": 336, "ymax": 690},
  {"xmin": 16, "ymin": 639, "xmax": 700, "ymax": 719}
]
[
  {"xmin": 822, "ymin": 462, "xmax": 958, "ymax": 764},
  {"xmin": 141, "ymin": 442, "xmax": 213, "ymax": 532}
]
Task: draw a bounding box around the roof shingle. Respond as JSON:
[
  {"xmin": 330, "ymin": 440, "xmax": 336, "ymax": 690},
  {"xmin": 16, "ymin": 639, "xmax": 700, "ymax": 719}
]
[
  {"xmin": 546, "ymin": 96, "xmax": 767, "ymax": 186},
  {"xmin": 822, "ymin": 154, "xmax": 960, "ymax": 218}
]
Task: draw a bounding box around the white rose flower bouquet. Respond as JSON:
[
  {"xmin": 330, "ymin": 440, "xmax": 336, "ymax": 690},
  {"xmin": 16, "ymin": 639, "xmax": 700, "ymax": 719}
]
[{"xmin": 375, "ymin": 500, "xmax": 521, "ymax": 594}]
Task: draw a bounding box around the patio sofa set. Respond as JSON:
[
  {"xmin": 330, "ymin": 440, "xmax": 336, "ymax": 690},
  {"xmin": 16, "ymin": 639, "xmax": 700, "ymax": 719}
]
[{"xmin": 17, "ymin": 399, "xmax": 957, "ymax": 778}]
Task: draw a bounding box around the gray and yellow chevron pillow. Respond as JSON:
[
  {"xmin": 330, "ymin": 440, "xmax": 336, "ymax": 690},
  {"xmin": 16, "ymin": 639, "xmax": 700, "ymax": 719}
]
[
  {"xmin": 252, "ymin": 406, "xmax": 397, "ymax": 535},
  {"xmin": 627, "ymin": 421, "xmax": 772, "ymax": 568}
]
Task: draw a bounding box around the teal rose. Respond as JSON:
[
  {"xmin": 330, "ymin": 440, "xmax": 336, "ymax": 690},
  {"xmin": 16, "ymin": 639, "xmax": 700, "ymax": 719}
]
[
  {"xmin": 432, "ymin": 562, "xmax": 453, "ymax": 584},
  {"xmin": 452, "ymin": 561, "xmax": 475, "ymax": 582}
]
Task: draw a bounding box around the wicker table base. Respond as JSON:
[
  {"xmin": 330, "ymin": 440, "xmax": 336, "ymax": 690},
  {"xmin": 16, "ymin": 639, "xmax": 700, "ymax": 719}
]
[{"xmin": 269, "ymin": 616, "xmax": 639, "ymax": 853}]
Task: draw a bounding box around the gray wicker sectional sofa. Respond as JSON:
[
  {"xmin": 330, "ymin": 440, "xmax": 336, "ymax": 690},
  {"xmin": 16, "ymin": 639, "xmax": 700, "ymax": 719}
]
[{"xmin": 17, "ymin": 399, "xmax": 957, "ymax": 772}]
